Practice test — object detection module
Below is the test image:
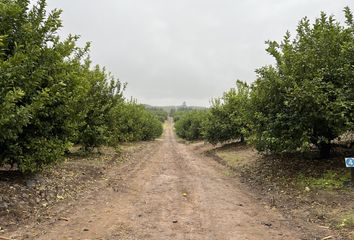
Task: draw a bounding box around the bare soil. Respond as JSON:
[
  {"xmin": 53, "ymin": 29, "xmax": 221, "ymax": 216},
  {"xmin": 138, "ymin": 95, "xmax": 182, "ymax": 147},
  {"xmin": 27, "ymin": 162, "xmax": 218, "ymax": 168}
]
[
  {"xmin": 1, "ymin": 120, "xmax": 325, "ymax": 239},
  {"xmin": 207, "ymin": 142, "xmax": 354, "ymax": 239}
]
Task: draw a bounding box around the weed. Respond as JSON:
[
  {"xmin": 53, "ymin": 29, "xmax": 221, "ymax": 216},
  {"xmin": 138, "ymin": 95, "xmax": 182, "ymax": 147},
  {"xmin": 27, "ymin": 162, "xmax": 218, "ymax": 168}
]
[
  {"xmin": 296, "ymin": 170, "xmax": 350, "ymax": 190},
  {"xmin": 336, "ymin": 214, "xmax": 354, "ymax": 229}
]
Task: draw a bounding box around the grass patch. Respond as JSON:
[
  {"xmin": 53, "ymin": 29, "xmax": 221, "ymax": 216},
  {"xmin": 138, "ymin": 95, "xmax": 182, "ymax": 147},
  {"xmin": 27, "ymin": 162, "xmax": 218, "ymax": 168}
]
[
  {"xmin": 222, "ymin": 169, "xmax": 237, "ymax": 177},
  {"xmin": 216, "ymin": 152, "xmax": 242, "ymax": 168},
  {"xmin": 296, "ymin": 170, "xmax": 350, "ymax": 190},
  {"xmin": 214, "ymin": 144, "xmax": 257, "ymax": 169},
  {"xmin": 336, "ymin": 213, "xmax": 354, "ymax": 229}
]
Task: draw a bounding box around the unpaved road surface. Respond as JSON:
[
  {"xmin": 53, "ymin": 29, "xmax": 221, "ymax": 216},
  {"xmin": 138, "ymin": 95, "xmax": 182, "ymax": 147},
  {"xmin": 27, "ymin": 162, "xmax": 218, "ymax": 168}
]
[{"xmin": 13, "ymin": 120, "xmax": 301, "ymax": 240}]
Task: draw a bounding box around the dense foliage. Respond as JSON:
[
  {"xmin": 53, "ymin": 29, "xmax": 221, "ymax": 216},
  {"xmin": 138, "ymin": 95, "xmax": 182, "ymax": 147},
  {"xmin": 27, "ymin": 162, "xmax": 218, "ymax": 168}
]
[
  {"xmin": 0, "ymin": 0, "xmax": 89, "ymax": 171},
  {"xmin": 111, "ymin": 102, "xmax": 163, "ymax": 143},
  {"xmin": 146, "ymin": 107, "xmax": 168, "ymax": 122},
  {"xmin": 250, "ymin": 8, "xmax": 354, "ymax": 157},
  {"xmin": 0, "ymin": 0, "xmax": 163, "ymax": 172},
  {"xmin": 204, "ymin": 81, "xmax": 250, "ymax": 144},
  {"xmin": 174, "ymin": 8, "xmax": 353, "ymax": 158},
  {"xmin": 174, "ymin": 110, "xmax": 208, "ymax": 141},
  {"xmin": 76, "ymin": 65, "xmax": 125, "ymax": 152}
]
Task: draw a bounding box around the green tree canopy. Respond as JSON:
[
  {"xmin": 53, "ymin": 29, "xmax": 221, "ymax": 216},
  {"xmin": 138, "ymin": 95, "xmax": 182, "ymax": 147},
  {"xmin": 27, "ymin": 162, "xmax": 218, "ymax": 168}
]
[
  {"xmin": 174, "ymin": 110, "xmax": 208, "ymax": 141},
  {"xmin": 0, "ymin": 0, "xmax": 93, "ymax": 171},
  {"xmin": 204, "ymin": 80, "xmax": 250, "ymax": 144},
  {"xmin": 250, "ymin": 7, "xmax": 354, "ymax": 157},
  {"xmin": 0, "ymin": 0, "xmax": 163, "ymax": 172}
]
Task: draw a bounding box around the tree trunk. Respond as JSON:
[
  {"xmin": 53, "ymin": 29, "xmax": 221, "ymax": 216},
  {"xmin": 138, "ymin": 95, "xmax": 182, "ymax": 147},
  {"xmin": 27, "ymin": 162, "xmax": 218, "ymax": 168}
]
[
  {"xmin": 240, "ymin": 135, "xmax": 245, "ymax": 143},
  {"xmin": 319, "ymin": 142, "xmax": 331, "ymax": 158}
]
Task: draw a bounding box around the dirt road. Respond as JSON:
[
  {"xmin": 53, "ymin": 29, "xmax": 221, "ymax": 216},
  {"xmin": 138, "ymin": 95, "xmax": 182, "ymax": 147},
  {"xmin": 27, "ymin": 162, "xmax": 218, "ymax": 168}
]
[{"xmin": 14, "ymin": 119, "xmax": 300, "ymax": 240}]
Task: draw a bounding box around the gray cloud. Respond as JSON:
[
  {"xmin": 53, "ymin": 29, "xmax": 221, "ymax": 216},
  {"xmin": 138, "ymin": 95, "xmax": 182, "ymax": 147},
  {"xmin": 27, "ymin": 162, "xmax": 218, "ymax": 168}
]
[{"xmin": 46, "ymin": 0, "xmax": 349, "ymax": 106}]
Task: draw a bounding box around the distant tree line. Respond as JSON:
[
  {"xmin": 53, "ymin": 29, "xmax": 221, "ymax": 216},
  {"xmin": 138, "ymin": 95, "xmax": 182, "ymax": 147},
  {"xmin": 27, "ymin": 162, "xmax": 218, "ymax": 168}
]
[
  {"xmin": 0, "ymin": 0, "xmax": 163, "ymax": 172},
  {"xmin": 174, "ymin": 7, "xmax": 354, "ymax": 158},
  {"xmin": 145, "ymin": 107, "xmax": 168, "ymax": 123}
]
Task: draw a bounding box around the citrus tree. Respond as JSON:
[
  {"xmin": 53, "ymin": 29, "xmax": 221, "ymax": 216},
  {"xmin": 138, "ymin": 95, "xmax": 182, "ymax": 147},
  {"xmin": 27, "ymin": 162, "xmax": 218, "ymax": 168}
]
[
  {"xmin": 0, "ymin": 0, "xmax": 92, "ymax": 171},
  {"xmin": 204, "ymin": 80, "xmax": 250, "ymax": 144},
  {"xmin": 174, "ymin": 110, "xmax": 208, "ymax": 141},
  {"xmin": 250, "ymin": 7, "xmax": 354, "ymax": 157},
  {"xmin": 0, "ymin": 0, "xmax": 163, "ymax": 172},
  {"xmin": 77, "ymin": 64, "xmax": 125, "ymax": 152}
]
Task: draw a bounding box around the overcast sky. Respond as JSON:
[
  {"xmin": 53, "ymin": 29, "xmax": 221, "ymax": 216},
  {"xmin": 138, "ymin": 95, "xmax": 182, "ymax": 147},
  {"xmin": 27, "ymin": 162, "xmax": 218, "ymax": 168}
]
[{"xmin": 46, "ymin": 0, "xmax": 350, "ymax": 107}]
